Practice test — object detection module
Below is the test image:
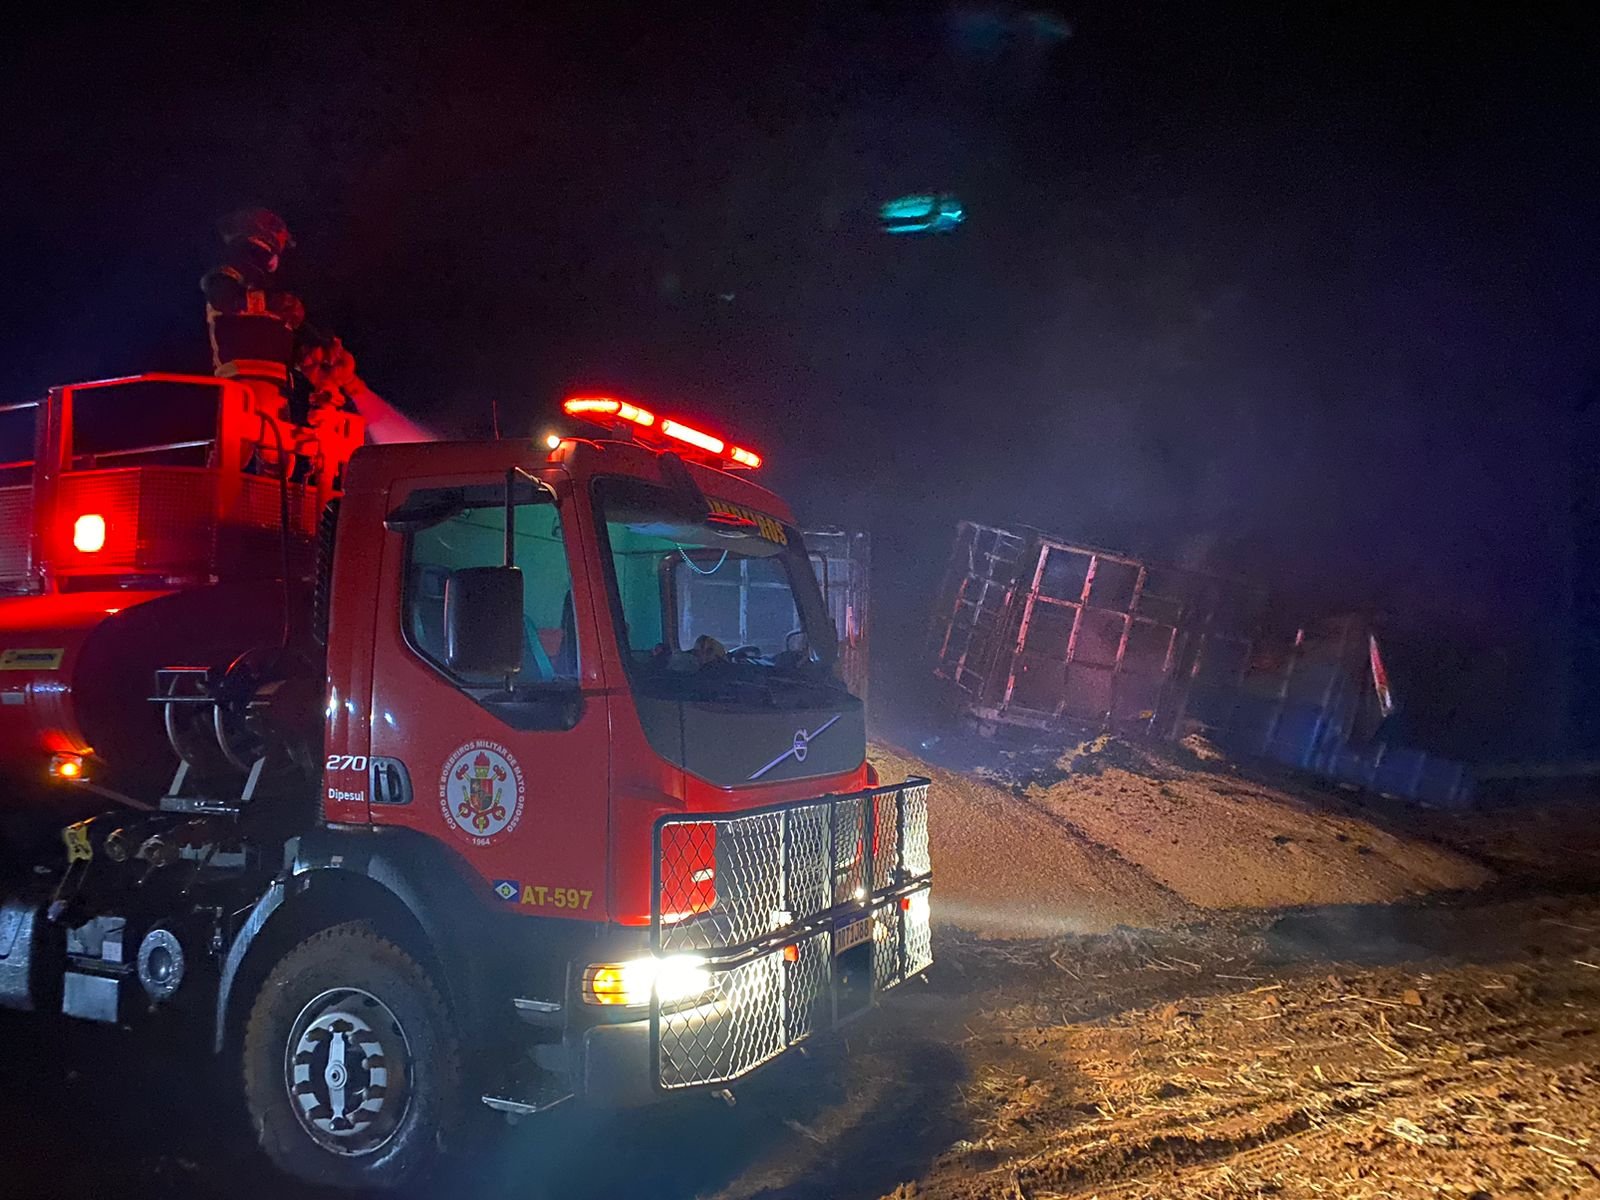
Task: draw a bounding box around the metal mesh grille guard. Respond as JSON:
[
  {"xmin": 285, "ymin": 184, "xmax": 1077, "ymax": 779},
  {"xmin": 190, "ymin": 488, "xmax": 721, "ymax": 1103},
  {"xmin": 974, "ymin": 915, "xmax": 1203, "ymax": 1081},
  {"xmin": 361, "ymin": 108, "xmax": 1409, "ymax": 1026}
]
[{"xmin": 649, "ymin": 778, "xmax": 933, "ymax": 1090}]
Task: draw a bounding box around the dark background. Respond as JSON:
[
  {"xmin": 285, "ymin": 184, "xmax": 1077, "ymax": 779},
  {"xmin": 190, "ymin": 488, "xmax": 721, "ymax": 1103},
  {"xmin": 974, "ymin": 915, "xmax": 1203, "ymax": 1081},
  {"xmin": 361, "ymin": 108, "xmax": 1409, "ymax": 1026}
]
[{"xmin": 1, "ymin": 3, "xmax": 1596, "ymax": 755}]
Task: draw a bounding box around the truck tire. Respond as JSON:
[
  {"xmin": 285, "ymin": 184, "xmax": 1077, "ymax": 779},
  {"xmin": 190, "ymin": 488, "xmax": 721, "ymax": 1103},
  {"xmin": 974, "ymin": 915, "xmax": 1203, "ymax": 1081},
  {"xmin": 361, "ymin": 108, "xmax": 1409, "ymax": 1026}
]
[{"xmin": 241, "ymin": 921, "xmax": 464, "ymax": 1190}]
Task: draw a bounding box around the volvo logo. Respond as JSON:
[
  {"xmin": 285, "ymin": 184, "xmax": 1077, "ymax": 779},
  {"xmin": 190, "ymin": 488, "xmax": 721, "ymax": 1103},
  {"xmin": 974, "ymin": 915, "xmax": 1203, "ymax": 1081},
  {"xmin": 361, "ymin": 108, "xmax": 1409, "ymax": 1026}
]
[{"xmin": 748, "ymin": 714, "xmax": 842, "ymax": 780}]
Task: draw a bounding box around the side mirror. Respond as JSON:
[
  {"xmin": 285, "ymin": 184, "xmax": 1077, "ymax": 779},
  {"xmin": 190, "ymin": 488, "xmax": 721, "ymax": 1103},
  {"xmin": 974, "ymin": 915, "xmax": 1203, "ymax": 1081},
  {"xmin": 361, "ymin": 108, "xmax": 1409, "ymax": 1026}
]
[{"xmin": 445, "ymin": 566, "xmax": 524, "ymax": 676}]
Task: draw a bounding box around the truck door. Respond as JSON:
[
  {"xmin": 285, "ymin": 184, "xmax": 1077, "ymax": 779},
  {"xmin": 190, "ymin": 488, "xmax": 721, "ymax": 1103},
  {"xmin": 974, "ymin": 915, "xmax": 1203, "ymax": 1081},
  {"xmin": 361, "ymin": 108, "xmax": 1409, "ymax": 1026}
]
[{"xmin": 363, "ymin": 473, "xmax": 611, "ymax": 921}]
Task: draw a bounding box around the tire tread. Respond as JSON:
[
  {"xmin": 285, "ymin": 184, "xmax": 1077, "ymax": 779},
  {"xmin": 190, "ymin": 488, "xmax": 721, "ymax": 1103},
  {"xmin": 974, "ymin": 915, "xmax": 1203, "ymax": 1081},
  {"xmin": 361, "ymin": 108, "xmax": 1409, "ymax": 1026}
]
[{"xmin": 241, "ymin": 920, "xmax": 464, "ymax": 1190}]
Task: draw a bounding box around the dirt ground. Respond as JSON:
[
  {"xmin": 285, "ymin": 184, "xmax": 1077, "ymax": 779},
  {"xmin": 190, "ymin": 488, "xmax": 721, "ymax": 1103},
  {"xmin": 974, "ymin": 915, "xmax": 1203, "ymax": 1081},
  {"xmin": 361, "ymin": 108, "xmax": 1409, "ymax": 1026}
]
[
  {"xmin": 868, "ymin": 900, "xmax": 1600, "ymax": 1200},
  {"xmin": 6, "ymin": 893, "xmax": 1600, "ymax": 1200},
  {"xmin": 871, "ymin": 737, "xmax": 1491, "ymax": 937},
  {"xmin": 3, "ymin": 739, "xmax": 1600, "ymax": 1199}
]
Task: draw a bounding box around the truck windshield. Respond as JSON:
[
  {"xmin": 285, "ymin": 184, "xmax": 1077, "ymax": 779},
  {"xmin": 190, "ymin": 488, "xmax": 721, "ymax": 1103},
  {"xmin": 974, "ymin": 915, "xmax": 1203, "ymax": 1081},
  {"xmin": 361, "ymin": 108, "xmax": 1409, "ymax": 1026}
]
[{"xmin": 594, "ymin": 477, "xmax": 845, "ymax": 702}]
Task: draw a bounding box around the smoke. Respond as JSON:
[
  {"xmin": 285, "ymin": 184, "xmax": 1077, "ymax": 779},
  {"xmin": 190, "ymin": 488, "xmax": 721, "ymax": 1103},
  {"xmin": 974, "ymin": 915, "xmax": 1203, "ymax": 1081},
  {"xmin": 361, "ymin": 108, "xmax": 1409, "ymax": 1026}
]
[{"xmin": 931, "ymin": 897, "xmax": 1109, "ymax": 939}]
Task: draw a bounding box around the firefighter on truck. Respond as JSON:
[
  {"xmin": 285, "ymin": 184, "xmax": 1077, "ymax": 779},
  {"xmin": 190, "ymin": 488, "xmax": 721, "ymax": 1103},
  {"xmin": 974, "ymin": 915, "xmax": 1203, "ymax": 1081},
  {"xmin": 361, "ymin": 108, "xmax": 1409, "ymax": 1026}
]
[{"xmin": 0, "ymin": 212, "xmax": 932, "ymax": 1189}]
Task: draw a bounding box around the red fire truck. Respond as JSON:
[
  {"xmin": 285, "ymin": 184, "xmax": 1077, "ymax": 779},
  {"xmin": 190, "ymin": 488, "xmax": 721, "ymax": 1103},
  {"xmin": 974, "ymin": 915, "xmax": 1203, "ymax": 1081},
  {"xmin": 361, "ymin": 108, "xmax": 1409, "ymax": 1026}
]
[{"xmin": 0, "ymin": 373, "xmax": 933, "ymax": 1188}]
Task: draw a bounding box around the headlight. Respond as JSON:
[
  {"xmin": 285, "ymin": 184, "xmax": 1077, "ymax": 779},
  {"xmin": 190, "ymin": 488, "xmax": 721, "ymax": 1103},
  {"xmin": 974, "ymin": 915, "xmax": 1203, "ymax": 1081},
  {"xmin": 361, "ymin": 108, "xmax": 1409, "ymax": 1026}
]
[
  {"xmin": 582, "ymin": 954, "xmax": 712, "ymax": 1007},
  {"xmin": 905, "ymin": 890, "xmax": 932, "ymax": 924}
]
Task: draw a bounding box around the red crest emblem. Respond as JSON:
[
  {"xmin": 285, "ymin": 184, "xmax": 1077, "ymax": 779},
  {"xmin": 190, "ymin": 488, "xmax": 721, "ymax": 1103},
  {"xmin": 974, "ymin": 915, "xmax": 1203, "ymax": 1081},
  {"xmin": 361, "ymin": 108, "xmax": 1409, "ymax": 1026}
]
[{"xmin": 438, "ymin": 742, "xmax": 523, "ymax": 843}]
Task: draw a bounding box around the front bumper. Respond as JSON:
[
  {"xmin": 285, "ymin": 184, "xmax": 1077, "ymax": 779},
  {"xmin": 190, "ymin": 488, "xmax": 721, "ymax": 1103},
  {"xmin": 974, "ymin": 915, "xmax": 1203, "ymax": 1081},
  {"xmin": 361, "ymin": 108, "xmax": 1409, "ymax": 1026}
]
[
  {"xmin": 582, "ymin": 1016, "xmax": 655, "ymax": 1108},
  {"xmin": 638, "ymin": 778, "xmax": 934, "ymax": 1093}
]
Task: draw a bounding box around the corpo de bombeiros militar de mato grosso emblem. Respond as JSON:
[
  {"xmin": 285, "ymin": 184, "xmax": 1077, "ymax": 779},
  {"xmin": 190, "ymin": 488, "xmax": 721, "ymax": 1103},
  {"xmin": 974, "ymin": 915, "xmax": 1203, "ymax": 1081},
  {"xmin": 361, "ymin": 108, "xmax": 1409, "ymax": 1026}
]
[{"xmin": 439, "ymin": 741, "xmax": 524, "ymax": 844}]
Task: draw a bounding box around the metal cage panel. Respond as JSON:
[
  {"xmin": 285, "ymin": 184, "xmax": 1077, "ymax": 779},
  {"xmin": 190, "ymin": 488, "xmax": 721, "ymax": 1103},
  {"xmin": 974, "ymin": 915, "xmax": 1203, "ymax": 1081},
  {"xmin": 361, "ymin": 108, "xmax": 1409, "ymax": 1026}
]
[
  {"xmin": 931, "ymin": 521, "xmax": 1267, "ymax": 738},
  {"xmin": 650, "ymin": 779, "xmax": 933, "ymax": 1089}
]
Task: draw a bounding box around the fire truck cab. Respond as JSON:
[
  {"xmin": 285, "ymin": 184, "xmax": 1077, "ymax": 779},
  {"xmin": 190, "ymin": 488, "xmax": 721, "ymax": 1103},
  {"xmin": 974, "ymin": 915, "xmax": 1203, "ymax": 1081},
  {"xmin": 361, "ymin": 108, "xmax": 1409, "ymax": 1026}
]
[{"xmin": 0, "ymin": 377, "xmax": 932, "ymax": 1190}]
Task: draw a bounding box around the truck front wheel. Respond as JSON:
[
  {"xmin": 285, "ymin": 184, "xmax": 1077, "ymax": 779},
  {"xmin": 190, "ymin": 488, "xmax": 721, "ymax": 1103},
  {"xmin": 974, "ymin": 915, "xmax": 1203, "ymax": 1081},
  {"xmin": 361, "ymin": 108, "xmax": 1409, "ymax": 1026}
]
[{"xmin": 242, "ymin": 921, "xmax": 464, "ymax": 1190}]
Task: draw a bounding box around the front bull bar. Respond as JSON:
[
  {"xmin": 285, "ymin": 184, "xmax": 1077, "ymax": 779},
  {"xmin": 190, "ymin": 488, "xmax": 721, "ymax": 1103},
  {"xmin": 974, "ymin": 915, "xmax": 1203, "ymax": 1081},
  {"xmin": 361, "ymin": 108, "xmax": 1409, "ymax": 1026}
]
[{"xmin": 648, "ymin": 778, "xmax": 933, "ymax": 1090}]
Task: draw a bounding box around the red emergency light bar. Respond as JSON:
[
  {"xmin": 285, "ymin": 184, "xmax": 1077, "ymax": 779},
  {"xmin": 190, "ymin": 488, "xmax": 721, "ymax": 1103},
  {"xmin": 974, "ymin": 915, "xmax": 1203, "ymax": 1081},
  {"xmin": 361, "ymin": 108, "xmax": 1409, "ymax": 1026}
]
[{"xmin": 560, "ymin": 395, "xmax": 762, "ymax": 469}]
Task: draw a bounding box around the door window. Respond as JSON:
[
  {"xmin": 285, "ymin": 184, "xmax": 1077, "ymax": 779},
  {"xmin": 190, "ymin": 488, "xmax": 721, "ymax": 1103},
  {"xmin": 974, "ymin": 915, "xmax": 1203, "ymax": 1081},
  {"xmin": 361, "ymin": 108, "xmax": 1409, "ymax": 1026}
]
[{"xmin": 403, "ymin": 491, "xmax": 580, "ymax": 685}]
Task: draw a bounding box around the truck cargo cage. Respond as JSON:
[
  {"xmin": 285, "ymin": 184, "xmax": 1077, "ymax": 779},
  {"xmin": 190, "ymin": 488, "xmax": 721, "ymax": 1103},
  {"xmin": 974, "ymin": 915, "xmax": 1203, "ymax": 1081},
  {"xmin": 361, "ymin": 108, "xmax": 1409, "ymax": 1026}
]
[
  {"xmin": 929, "ymin": 521, "xmax": 1474, "ymax": 806},
  {"xmin": 649, "ymin": 778, "xmax": 933, "ymax": 1090},
  {"xmin": 930, "ymin": 521, "xmax": 1266, "ymax": 737},
  {"xmin": 804, "ymin": 528, "xmax": 871, "ymax": 705}
]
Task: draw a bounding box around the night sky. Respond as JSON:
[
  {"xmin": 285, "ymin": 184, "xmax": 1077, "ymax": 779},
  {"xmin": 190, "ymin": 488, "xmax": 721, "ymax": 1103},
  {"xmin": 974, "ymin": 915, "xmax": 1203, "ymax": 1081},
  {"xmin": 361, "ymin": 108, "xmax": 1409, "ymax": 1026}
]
[{"xmin": 2, "ymin": 4, "xmax": 1596, "ymax": 748}]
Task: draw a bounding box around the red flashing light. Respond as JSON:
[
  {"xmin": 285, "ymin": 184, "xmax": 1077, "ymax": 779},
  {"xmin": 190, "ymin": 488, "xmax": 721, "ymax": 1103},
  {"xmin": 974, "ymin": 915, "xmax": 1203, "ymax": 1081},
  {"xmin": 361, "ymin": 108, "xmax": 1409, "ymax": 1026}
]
[
  {"xmin": 660, "ymin": 419, "xmax": 724, "ymax": 456},
  {"xmin": 73, "ymin": 513, "xmax": 106, "ymax": 553},
  {"xmin": 560, "ymin": 395, "xmax": 763, "ymax": 469},
  {"xmin": 564, "ymin": 396, "xmax": 655, "ymax": 427},
  {"xmin": 563, "ymin": 396, "xmax": 620, "ymax": 416}
]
